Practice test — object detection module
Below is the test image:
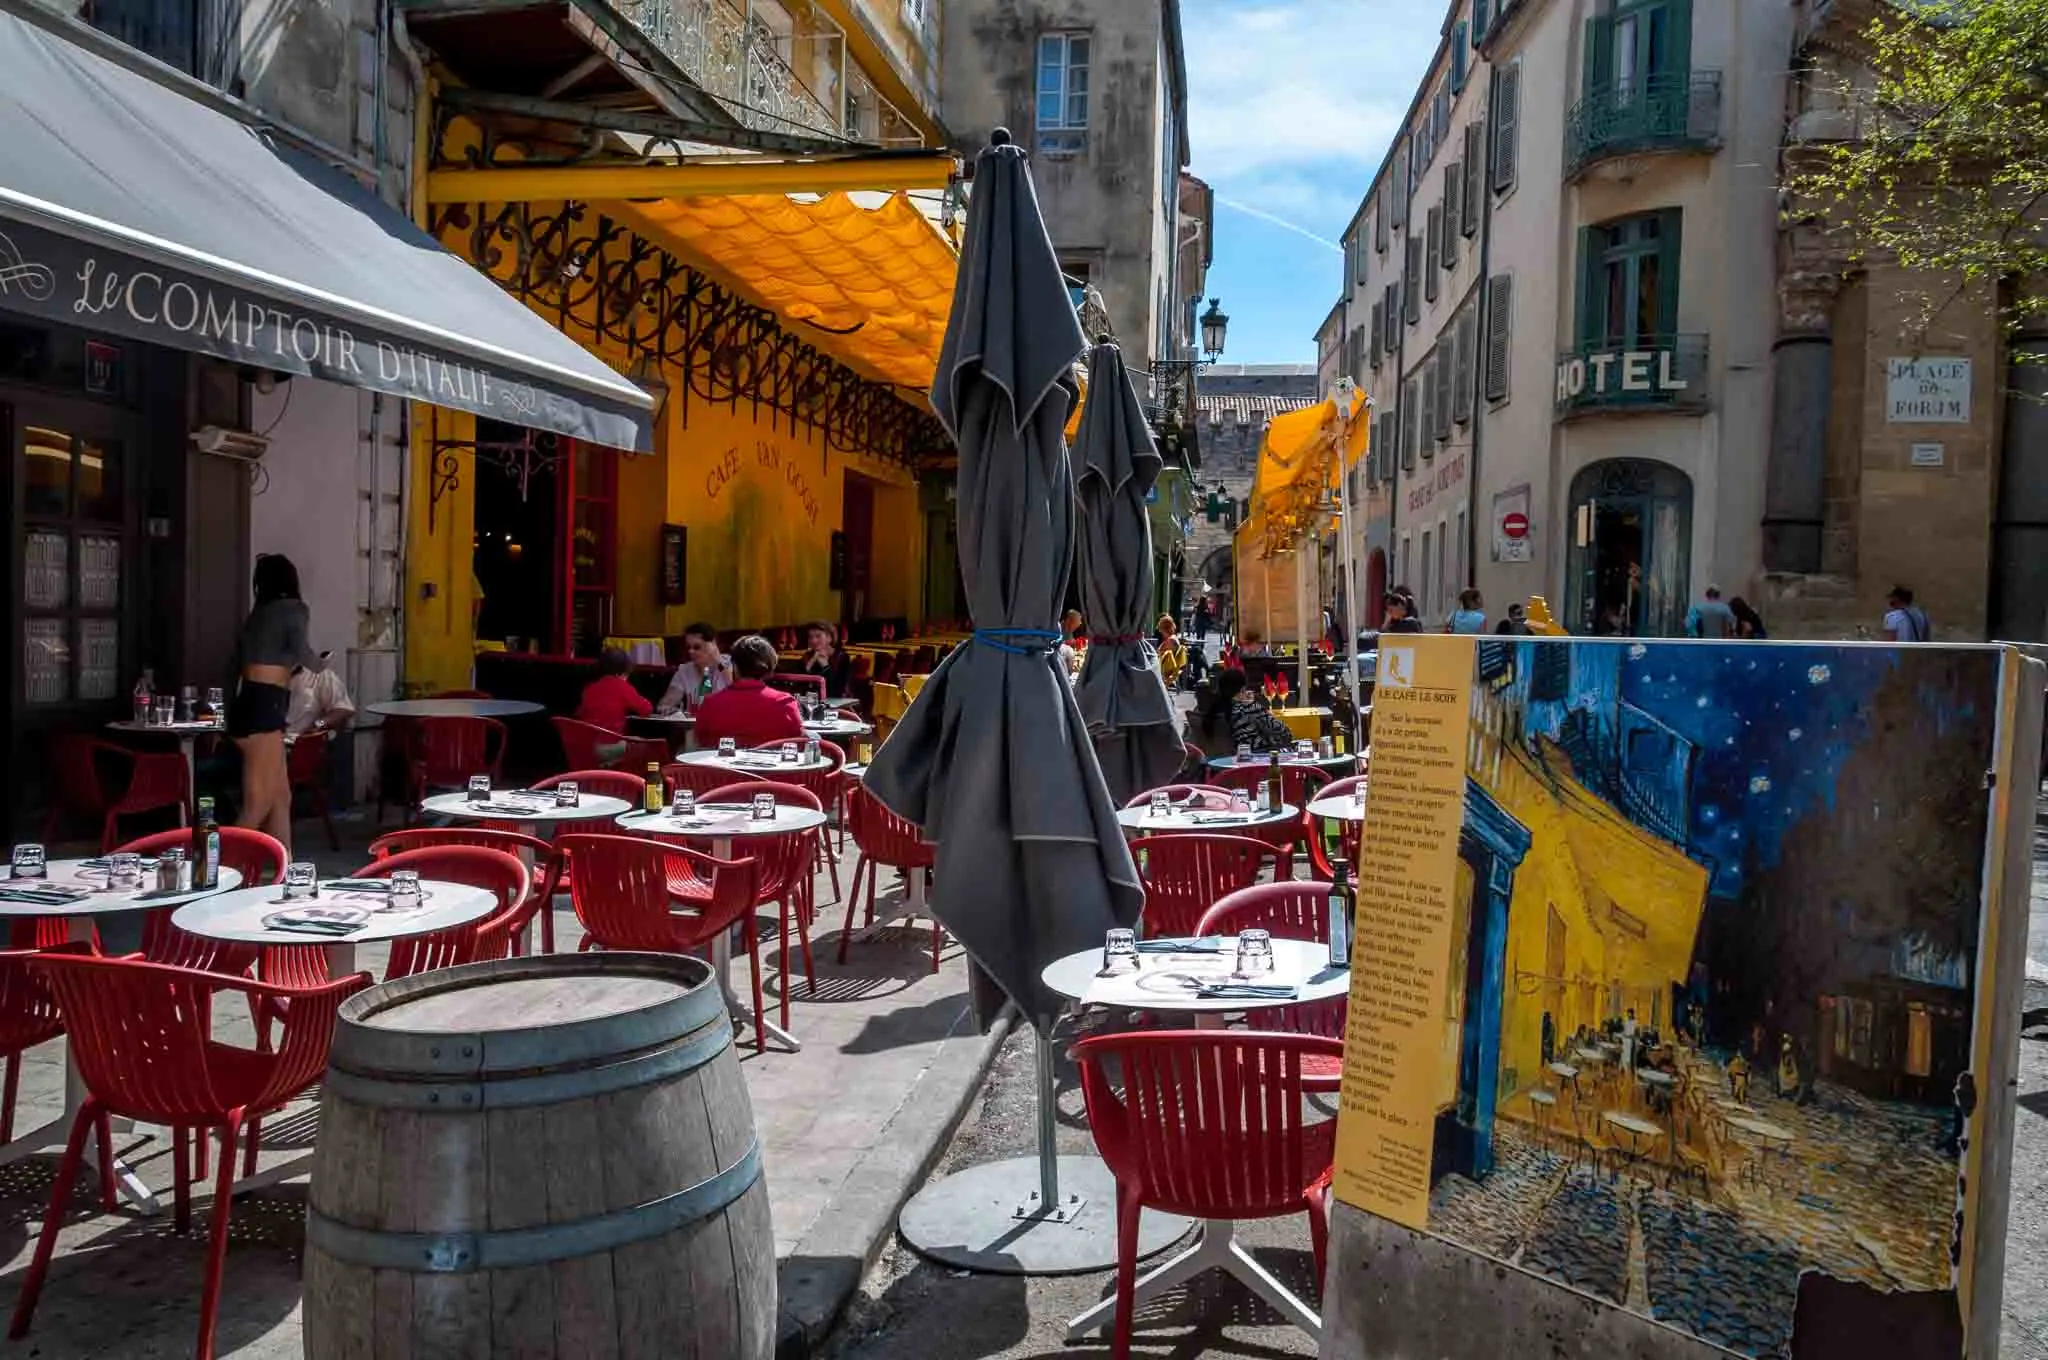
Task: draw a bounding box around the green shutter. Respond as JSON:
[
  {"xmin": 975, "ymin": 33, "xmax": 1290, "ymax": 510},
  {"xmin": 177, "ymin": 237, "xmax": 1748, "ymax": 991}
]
[
  {"xmin": 1473, "ymin": 0, "xmax": 1489, "ymax": 41},
  {"xmin": 1655, "ymin": 208, "xmax": 1683, "ymax": 335},
  {"xmin": 1663, "ymin": 0, "xmax": 1691, "ymax": 78},
  {"xmin": 1583, "ymin": 16, "xmax": 1614, "ymax": 100},
  {"xmin": 1452, "ymin": 27, "xmax": 1470, "ymax": 89},
  {"xmin": 1573, "ymin": 225, "xmax": 1600, "ymax": 348}
]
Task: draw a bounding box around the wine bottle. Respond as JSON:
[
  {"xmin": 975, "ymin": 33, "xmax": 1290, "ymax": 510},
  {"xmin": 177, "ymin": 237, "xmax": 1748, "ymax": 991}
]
[
  {"xmin": 1328, "ymin": 858, "xmax": 1353, "ymax": 969},
  {"xmin": 643, "ymin": 762, "xmax": 664, "ymax": 813}
]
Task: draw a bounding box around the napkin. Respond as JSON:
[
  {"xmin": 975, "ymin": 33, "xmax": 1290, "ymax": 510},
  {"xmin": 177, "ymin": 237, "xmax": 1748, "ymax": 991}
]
[
  {"xmin": 322, "ymin": 879, "xmax": 391, "ymax": 894},
  {"xmin": 0, "ymin": 885, "xmax": 92, "ymax": 906},
  {"xmin": 262, "ymin": 907, "xmax": 369, "ymax": 936},
  {"xmin": 1135, "ymin": 937, "xmax": 1223, "ymax": 954}
]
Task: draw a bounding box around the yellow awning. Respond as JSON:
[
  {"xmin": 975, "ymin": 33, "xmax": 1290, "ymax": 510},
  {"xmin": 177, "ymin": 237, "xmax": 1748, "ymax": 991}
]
[
  {"xmin": 1243, "ymin": 389, "xmax": 1370, "ymax": 554},
  {"xmin": 622, "ymin": 190, "xmax": 956, "ymax": 394}
]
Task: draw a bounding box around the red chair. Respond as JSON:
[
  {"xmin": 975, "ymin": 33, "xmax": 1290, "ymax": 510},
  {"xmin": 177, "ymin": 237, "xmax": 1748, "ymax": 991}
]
[
  {"xmin": 286, "ymin": 729, "xmax": 341, "ymax": 852},
  {"xmin": 0, "ymin": 948, "xmax": 64, "ymax": 1143},
  {"xmin": 43, "ymin": 734, "xmax": 193, "ymax": 849},
  {"xmin": 114, "ymin": 827, "xmax": 286, "ymax": 974},
  {"xmin": 369, "ymin": 826, "xmax": 556, "ymax": 953},
  {"xmin": 1213, "ymin": 763, "xmax": 1328, "ymax": 874},
  {"xmin": 662, "ymin": 760, "xmax": 764, "ymax": 802},
  {"xmin": 404, "ymin": 715, "xmax": 506, "ymax": 819},
  {"xmin": 703, "ymin": 781, "xmax": 821, "ymax": 1031},
  {"xmin": 1196, "ymin": 881, "xmax": 1347, "ymax": 1085},
  {"xmin": 1129, "ymin": 834, "xmax": 1278, "ymax": 938},
  {"xmin": 1307, "ymin": 774, "xmax": 1367, "ymax": 881},
  {"xmin": 551, "ymin": 716, "xmax": 669, "ymax": 774},
  {"xmin": 766, "ymin": 673, "xmax": 826, "ymax": 700},
  {"xmin": 1074, "ymin": 1029, "xmax": 1342, "ymax": 1360},
  {"xmin": 750, "ymin": 740, "xmax": 845, "ymax": 905},
  {"xmin": 838, "ymin": 783, "xmax": 941, "ymax": 972},
  {"xmin": 556, "ymin": 834, "xmax": 770, "ymax": 1052},
  {"xmin": 352, "ymin": 846, "xmax": 528, "ymax": 978},
  {"xmin": 10, "ymin": 954, "xmax": 367, "ymax": 1360}
]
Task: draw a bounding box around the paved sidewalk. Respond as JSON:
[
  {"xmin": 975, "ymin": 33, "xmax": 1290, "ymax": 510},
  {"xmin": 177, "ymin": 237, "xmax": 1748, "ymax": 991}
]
[{"xmin": 0, "ymin": 814, "xmax": 992, "ymax": 1357}]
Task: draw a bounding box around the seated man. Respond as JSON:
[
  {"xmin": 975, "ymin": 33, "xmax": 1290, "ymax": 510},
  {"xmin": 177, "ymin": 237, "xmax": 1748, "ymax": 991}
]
[
  {"xmin": 694, "ymin": 634, "xmax": 805, "ymax": 751},
  {"xmin": 288, "ymin": 651, "xmax": 355, "ymax": 737},
  {"xmin": 658, "ymin": 621, "xmax": 732, "ymax": 714}
]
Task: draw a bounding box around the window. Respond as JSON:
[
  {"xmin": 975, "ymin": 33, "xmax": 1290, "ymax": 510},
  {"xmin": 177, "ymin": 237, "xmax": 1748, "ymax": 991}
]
[
  {"xmin": 1455, "ymin": 508, "xmax": 1467, "ymax": 590},
  {"xmin": 1434, "ymin": 83, "xmax": 1452, "ymax": 145},
  {"xmin": 1400, "ymin": 536, "xmax": 1413, "ymax": 597},
  {"xmin": 1462, "ymin": 125, "xmax": 1484, "ymax": 235},
  {"xmin": 1401, "ymin": 376, "xmax": 1420, "ymax": 471},
  {"xmin": 1576, "ymin": 210, "xmax": 1682, "ymax": 348},
  {"xmin": 1354, "ymin": 221, "xmax": 1370, "ymax": 285},
  {"xmin": 1369, "ymin": 303, "xmax": 1384, "ymax": 369},
  {"xmin": 1436, "ymin": 341, "xmax": 1454, "ymax": 437},
  {"xmin": 1474, "ymin": 0, "xmax": 1490, "ymax": 40},
  {"xmin": 1453, "ymin": 27, "xmax": 1470, "ymax": 89},
  {"xmin": 1419, "ymin": 354, "xmax": 1436, "ymax": 461},
  {"xmin": 1454, "ymin": 304, "xmax": 1478, "ymax": 421},
  {"xmin": 1421, "ymin": 528, "xmax": 1434, "ymax": 620},
  {"xmin": 1390, "ymin": 143, "xmax": 1408, "ymax": 227},
  {"xmin": 1442, "ymin": 166, "xmax": 1461, "ymax": 269},
  {"xmin": 1484, "ymin": 273, "xmax": 1514, "ymax": 402},
  {"xmin": 1375, "ymin": 190, "xmax": 1389, "ymax": 253},
  {"xmin": 1036, "ymin": 33, "xmax": 1090, "ymax": 154},
  {"xmin": 1491, "ymin": 62, "xmax": 1521, "ymax": 192},
  {"xmin": 16, "ymin": 413, "xmax": 130, "ymax": 707},
  {"xmin": 1435, "ymin": 524, "xmax": 1449, "ymax": 620},
  {"xmin": 1404, "ymin": 238, "xmax": 1423, "ymax": 324},
  {"xmin": 1425, "ymin": 208, "xmax": 1441, "ymax": 303},
  {"xmin": 1585, "ymin": 0, "xmax": 1691, "ymax": 105}
]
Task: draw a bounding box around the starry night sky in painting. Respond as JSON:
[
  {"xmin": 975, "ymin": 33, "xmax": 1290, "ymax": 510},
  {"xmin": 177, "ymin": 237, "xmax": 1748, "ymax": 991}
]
[{"xmin": 1561, "ymin": 641, "xmax": 1988, "ymax": 900}]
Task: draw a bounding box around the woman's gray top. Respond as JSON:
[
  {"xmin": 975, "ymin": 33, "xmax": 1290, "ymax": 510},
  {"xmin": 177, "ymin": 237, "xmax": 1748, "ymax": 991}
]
[{"xmin": 239, "ymin": 599, "xmax": 319, "ymax": 671}]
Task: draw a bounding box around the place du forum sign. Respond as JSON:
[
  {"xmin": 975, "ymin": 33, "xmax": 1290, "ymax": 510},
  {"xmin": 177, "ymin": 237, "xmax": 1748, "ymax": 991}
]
[{"xmin": 1554, "ymin": 347, "xmax": 1689, "ymax": 404}]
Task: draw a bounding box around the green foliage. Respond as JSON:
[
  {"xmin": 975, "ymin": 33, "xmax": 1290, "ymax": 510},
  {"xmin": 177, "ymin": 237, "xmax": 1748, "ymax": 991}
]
[{"xmin": 1785, "ymin": 0, "xmax": 2048, "ymax": 338}]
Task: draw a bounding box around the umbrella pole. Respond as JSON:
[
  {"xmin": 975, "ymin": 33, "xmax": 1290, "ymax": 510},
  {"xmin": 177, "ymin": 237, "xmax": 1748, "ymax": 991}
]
[{"xmin": 1035, "ymin": 1024, "xmax": 1061, "ymax": 1207}]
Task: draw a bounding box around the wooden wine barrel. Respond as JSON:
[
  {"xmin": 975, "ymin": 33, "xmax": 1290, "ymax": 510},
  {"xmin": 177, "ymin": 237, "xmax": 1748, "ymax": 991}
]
[{"xmin": 303, "ymin": 952, "xmax": 773, "ymax": 1359}]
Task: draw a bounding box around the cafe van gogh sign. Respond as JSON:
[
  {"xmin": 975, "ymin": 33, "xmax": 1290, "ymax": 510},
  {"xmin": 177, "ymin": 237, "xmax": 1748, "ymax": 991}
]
[{"xmin": 0, "ymin": 219, "xmax": 648, "ymax": 451}]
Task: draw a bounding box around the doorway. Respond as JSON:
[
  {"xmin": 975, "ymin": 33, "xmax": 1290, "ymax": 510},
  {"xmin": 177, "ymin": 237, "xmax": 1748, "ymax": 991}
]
[
  {"xmin": 1565, "ymin": 459, "xmax": 1691, "ymax": 637},
  {"xmin": 841, "ymin": 473, "xmax": 876, "ymax": 626}
]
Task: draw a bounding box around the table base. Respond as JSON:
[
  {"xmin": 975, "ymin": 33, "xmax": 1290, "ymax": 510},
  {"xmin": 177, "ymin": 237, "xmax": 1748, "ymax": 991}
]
[
  {"xmin": 855, "ymin": 867, "xmax": 928, "ymax": 944},
  {"xmin": 1062, "ymin": 1218, "xmax": 1321, "ymax": 1343},
  {"xmin": 0, "ymin": 1114, "xmax": 161, "ymax": 1213},
  {"xmin": 899, "ymin": 1154, "xmax": 1191, "ymax": 1275}
]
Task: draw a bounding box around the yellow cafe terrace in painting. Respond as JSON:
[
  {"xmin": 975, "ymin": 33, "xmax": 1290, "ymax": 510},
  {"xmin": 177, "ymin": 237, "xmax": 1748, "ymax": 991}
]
[{"xmin": 390, "ymin": 0, "xmax": 964, "ymax": 692}]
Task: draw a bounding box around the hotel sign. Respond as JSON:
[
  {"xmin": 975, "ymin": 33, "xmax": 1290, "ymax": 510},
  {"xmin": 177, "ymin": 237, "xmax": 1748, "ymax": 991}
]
[
  {"xmin": 0, "ymin": 217, "xmax": 650, "ymax": 451},
  {"xmin": 1885, "ymin": 356, "xmax": 1971, "ymax": 424},
  {"xmin": 1554, "ymin": 348, "xmax": 1690, "ymax": 404}
]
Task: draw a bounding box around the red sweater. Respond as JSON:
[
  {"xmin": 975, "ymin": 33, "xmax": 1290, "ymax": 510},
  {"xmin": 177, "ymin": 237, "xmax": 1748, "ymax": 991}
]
[
  {"xmin": 575, "ymin": 674, "xmax": 651, "ymax": 734},
  {"xmin": 694, "ymin": 678, "xmax": 803, "ymax": 751}
]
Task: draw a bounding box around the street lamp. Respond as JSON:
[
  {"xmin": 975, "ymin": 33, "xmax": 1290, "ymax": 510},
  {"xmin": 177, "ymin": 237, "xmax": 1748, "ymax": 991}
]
[{"xmin": 1200, "ymin": 298, "xmax": 1229, "ymax": 360}]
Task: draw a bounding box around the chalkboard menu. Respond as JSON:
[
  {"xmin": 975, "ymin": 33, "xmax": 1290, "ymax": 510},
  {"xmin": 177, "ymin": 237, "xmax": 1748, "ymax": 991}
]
[
  {"xmin": 829, "ymin": 530, "xmax": 848, "ymax": 591},
  {"xmin": 660, "ymin": 524, "xmax": 687, "ymax": 604}
]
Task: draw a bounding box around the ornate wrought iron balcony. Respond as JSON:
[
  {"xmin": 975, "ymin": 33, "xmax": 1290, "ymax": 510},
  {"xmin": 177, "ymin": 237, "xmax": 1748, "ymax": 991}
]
[
  {"xmin": 611, "ymin": 0, "xmax": 842, "ymax": 141},
  {"xmin": 1564, "ymin": 71, "xmax": 1722, "ymax": 180},
  {"xmin": 1553, "ymin": 335, "xmax": 1710, "ymax": 419}
]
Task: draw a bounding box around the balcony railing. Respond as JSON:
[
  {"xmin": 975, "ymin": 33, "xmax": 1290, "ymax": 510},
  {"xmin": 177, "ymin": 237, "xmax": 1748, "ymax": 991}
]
[
  {"xmin": 1553, "ymin": 335, "xmax": 1710, "ymax": 419},
  {"xmin": 1564, "ymin": 71, "xmax": 1722, "ymax": 180},
  {"xmin": 613, "ymin": 0, "xmax": 842, "ymax": 141}
]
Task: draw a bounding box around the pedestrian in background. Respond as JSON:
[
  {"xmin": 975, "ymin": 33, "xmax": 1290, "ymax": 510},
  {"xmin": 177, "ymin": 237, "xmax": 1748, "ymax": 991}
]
[
  {"xmin": 1884, "ymin": 585, "xmax": 1931, "ymax": 641},
  {"xmin": 1685, "ymin": 584, "xmax": 1737, "ymax": 639},
  {"xmin": 1730, "ymin": 596, "xmax": 1769, "ymax": 639},
  {"xmin": 1381, "ymin": 591, "xmax": 1423, "ymax": 634},
  {"xmin": 1446, "ymin": 588, "xmax": 1487, "ymax": 635},
  {"xmin": 1495, "ymin": 603, "xmax": 1532, "ymax": 635}
]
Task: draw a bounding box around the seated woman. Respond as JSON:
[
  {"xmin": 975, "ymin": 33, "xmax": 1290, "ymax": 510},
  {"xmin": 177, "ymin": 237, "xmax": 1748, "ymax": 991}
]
[
  {"xmin": 695, "ymin": 634, "xmax": 805, "ymax": 750},
  {"xmin": 1196, "ymin": 668, "xmax": 1292, "ymax": 755},
  {"xmin": 798, "ymin": 620, "xmax": 852, "ymax": 696},
  {"xmin": 576, "ymin": 646, "xmax": 651, "ymax": 732},
  {"xmin": 1155, "ymin": 614, "xmax": 1188, "ymax": 690}
]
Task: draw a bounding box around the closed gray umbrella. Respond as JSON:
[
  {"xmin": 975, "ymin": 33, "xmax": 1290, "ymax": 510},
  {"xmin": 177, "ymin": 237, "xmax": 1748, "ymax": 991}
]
[
  {"xmin": 864, "ymin": 132, "xmax": 1142, "ymax": 1029},
  {"xmin": 1073, "ymin": 340, "xmax": 1185, "ymax": 805}
]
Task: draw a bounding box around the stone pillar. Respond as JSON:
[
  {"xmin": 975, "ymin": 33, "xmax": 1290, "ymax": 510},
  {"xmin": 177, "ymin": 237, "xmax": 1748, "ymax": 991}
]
[{"xmin": 1762, "ymin": 269, "xmax": 1840, "ymax": 574}]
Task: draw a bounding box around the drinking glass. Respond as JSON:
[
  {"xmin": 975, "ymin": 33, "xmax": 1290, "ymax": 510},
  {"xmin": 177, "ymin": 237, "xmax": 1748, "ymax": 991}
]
[
  {"xmin": 778, "ymin": 744, "xmax": 799, "ymax": 764},
  {"xmin": 9, "ymin": 844, "xmax": 46, "ymax": 880},
  {"xmin": 1295, "ymin": 740, "xmax": 1315, "ymax": 760},
  {"xmin": 206, "ymin": 687, "xmax": 226, "ymax": 724},
  {"xmin": 1319, "ymin": 736, "xmax": 1335, "ymax": 759},
  {"xmin": 467, "ymin": 774, "xmax": 491, "ymax": 803},
  {"xmin": 554, "ymin": 781, "xmax": 581, "ymax": 808},
  {"xmin": 1100, "ymin": 927, "xmax": 1140, "ymax": 976},
  {"xmin": 718, "ymin": 738, "xmax": 737, "ymax": 758},
  {"xmin": 387, "ymin": 869, "xmax": 423, "ymax": 913},
  {"xmin": 672, "ymin": 788, "xmax": 697, "ymax": 818},
  {"xmin": 1234, "ymin": 928, "xmax": 1276, "ymax": 979},
  {"xmin": 152, "ymin": 697, "xmax": 175, "ymax": 728},
  {"xmin": 1234, "ymin": 743, "xmax": 1252, "ymax": 765},
  {"xmin": 178, "ymin": 685, "xmax": 197, "ymax": 724},
  {"xmin": 1229, "ymin": 789, "xmax": 1250, "ymax": 814},
  {"xmin": 107, "ymin": 852, "xmax": 144, "ymax": 893},
  {"xmin": 1149, "ymin": 791, "xmax": 1171, "ymax": 819},
  {"xmin": 750, "ymin": 793, "xmax": 776, "ymax": 821},
  {"xmin": 283, "ymin": 862, "xmax": 318, "ymax": 900},
  {"xmin": 856, "ymin": 741, "xmax": 874, "ymax": 765}
]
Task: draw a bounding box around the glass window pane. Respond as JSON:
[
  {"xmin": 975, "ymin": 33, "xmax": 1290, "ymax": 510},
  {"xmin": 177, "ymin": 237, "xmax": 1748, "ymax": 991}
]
[
  {"xmin": 23, "ymin": 425, "xmax": 70, "ymax": 517},
  {"xmin": 24, "ymin": 618, "xmax": 68, "ymax": 705},
  {"xmin": 78, "ymin": 618, "xmax": 119, "ymax": 701},
  {"xmin": 1613, "ymin": 15, "xmax": 1638, "ymax": 97},
  {"xmin": 1637, "ymin": 254, "xmax": 1662, "ymax": 341},
  {"xmin": 78, "ymin": 534, "xmax": 120, "ymax": 609},
  {"xmin": 1038, "ymin": 91, "xmax": 1063, "ymax": 127},
  {"xmin": 1068, "ymin": 91, "xmax": 1088, "ymax": 127},
  {"xmin": 1068, "ymin": 36, "xmax": 1088, "ymax": 65},
  {"xmin": 24, "ymin": 530, "xmax": 66, "ymax": 610},
  {"xmin": 76, "ymin": 436, "xmax": 120, "ymax": 521},
  {"xmin": 1603, "ymin": 261, "xmax": 1628, "ymax": 344},
  {"xmin": 1038, "ymin": 34, "xmax": 1062, "ymax": 68}
]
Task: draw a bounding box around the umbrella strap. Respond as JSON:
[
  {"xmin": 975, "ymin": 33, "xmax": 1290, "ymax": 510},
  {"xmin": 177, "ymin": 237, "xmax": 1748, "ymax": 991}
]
[{"xmin": 974, "ymin": 628, "xmax": 1062, "ymax": 656}]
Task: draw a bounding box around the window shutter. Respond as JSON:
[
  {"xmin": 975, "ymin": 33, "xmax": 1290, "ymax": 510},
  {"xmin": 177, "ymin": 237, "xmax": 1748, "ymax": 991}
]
[
  {"xmin": 1369, "ymin": 303, "xmax": 1384, "ymax": 369},
  {"xmin": 1454, "ymin": 306, "xmax": 1477, "ymax": 422},
  {"xmin": 1391, "ymin": 149, "xmax": 1408, "ymax": 228},
  {"xmin": 1452, "ymin": 28, "xmax": 1469, "ymax": 90},
  {"xmin": 1462, "ymin": 126, "xmax": 1483, "ymax": 235},
  {"xmin": 1656, "ymin": 206, "xmax": 1684, "ymax": 336},
  {"xmin": 1437, "ymin": 342, "xmax": 1454, "ymax": 437},
  {"xmin": 1474, "ymin": 0, "xmax": 1489, "ymax": 39},
  {"xmin": 1425, "ymin": 208, "xmax": 1442, "ymax": 303},
  {"xmin": 1484, "ymin": 273, "xmax": 1513, "ymax": 402},
  {"xmin": 1491, "ymin": 65, "xmax": 1520, "ymax": 192},
  {"xmin": 1404, "ymin": 239, "xmax": 1422, "ymax": 323},
  {"xmin": 1574, "ymin": 224, "xmax": 1600, "ymax": 346},
  {"xmin": 1375, "ymin": 193, "xmax": 1389, "ymax": 253},
  {"xmin": 1583, "ymin": 16, "xmax": 1614, "ymax": 103},
  {"xmin": 1442, "ymin": 167, "xmax": 1461, "ymax": 269},
  {"xmin": 1384, "ymin": 283, "xmax": 1399, "ymax": 349}
]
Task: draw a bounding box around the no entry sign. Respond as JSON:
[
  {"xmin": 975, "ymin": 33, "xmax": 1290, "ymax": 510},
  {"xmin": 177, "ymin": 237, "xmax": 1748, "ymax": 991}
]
[{"xmin": 1501, "ymin": 511, "xmax": 1530, "ymax": 539}]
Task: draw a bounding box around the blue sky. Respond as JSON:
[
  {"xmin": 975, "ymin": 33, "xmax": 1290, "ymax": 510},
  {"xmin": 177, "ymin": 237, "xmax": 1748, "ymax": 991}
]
[{"xmin": 1183, "ymin": 0, "xmax": 1445, "ymax": 364}]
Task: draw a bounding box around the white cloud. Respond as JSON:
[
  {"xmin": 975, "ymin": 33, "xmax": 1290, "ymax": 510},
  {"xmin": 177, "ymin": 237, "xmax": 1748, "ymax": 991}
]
[{"xmin": 1182, "ymin": 0, "xmax": 1442, "ymax": 196}]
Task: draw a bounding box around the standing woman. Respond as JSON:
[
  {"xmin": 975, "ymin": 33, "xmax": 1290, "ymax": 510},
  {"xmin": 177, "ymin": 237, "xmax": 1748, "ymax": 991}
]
[{"xmin": 231, "ymin": 554, "xmax": 318, "ymax": 854}]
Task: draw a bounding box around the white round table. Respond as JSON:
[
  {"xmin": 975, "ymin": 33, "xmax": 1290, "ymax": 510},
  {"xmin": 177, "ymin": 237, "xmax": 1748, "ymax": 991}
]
[
  {"xmin": 676, "ymin": 748, "xmax": 834, "ymax": 776},
  {"xmin": 172, "ymin": 876, "xmax": 497, "ymax": 974},
  {"xmin": 803, "ymin": 718, "xmax": 872, "ymax": 742},
  {"xmin": 1041, "ymin": 935, "xmax": 1345, "ymax": 1340},
  {"xmin": 419, "ymin": 789, "xmax": 636, "ymax": 829},
  {"xmin": 1305, "ymin": 794, "xmax": 1369, "ymax": 824},
  {"xmin": 1204, "ymin": 752, "xmax": 1358, "ymax": 777},
  {"xmin": 364, "ymin": 698, "xmax": 543, "ymax": 720},
  {"xmin": 1113, "ymin": 802, "xmax": 1297, "ymax": 834},
  {"xmin": 614, "ymin": 802, "xmax": 828, "ymax": 1052},
  {"xmin": 0, "ymin": 859, "xmax": 244, "ymax": 1212}
]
